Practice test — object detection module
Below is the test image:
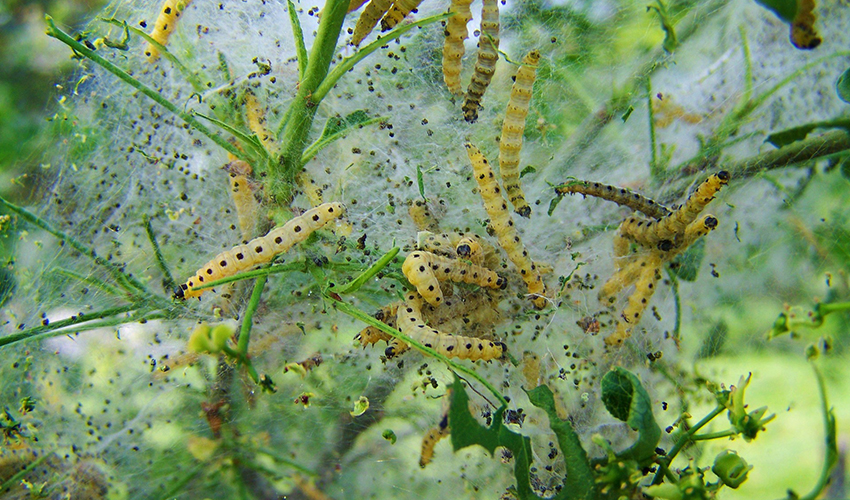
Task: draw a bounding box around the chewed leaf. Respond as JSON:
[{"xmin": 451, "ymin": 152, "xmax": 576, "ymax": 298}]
[{"xmin": 600, "ymin": 367, "xmax": 661, "ymax": 462}]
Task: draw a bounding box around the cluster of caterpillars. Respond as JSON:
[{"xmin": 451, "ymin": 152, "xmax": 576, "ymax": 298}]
[{"xmin": 555, "ymin": 171, "xmax": 730, "ymax": 345}]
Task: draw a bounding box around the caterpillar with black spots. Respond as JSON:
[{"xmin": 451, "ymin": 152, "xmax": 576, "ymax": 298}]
[
  {"xmin": 461, "ymin": 0, "xmax": 500, "ymax": 123},
  {"xmin": 391, "ymin": 291, "xmax": 506, "ymax": 360},
  {"xmin": 408, "ymin": 199, "xmax": 441, "ymax": 232},
  {"xmin": 351, "ymin": 0, "xmax": 392, "ymax": 46},
  {"xmin": 465, "ymin": 143, "xmax": 547, "ymax": 309},
  {"xmin": 442, "ymin": 0, "xmax": 473, "ymax": 95},
  {"xmin": 244, "ymin": 89, "xmax": 278, "ymax": 155},
  {"xmin": 402, "ymin": 251, "xmax": 506, "ymax": 307},
  {"xmin": 605, "ymin": 253, "xmax": 662, "ymax": 346},
  {"xmin": 225, "ymin": 157, "xmax": 259, "ymax": 241},
  {"xmin": 380, "ymin": 0, "xmax": 425, "ymax": 32},
  {"xmin": 175, "ymin": 202, "xmax": 345, "ymax": 299},
  {"xmin": 455, "ymin": 234, "xmax": 483, "ymax": 266},
  {"xmin": 145, "ymin": 0, "xmax": 192, "ymax": 62},
  {"xmin": 419, "ymin": 412, "xmax": 450, "ymax": 468},
  {"xmin": 500, "ymin": 49, "xmax": 540, "ymax": 219},
  {"xmin": 555, "ymin": 179, "xmax": 671, "ymax": 220}
]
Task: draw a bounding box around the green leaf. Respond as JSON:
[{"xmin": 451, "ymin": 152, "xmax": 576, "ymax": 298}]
[
  {"xmin": 765, "ymin": 119, "xmax": 850, "ymax": 148},
  {"xmin": 600, "ymin": 367, "xmax": 661, "ymax": 463},
  {"xmin": 323, "ymin": 110, "xmax": 370, "ymax": 137},
  {"xmin": 836, "ymin": 68, "xmax": 850, "ymax": 104},
  {"xmin": 753, "ymin": 0, "xmax": 797, "ymax": 23},
  {"xmin": 519, "ymin": 165, "xmax": 537, "ymax": 178},
  {"xmin": 668, "ymin": 238, "xmax": 705, "ymax": 282},
  {"xmin": 449, "ymin": 376, "xmax": 537, "ymax": 499},
  {"xmin": 416, "ymin": 165, "xmax": 426, "ymax": 199},
  {"xmin": 547, "ymin": 195, "xmax": 563, "ymax": 216},
  {"xmin": 526, "ymin": 385, "xmax": 597, "ymax": 499},
  {"xmin": 621, "ymin": 105, "xmax": 634, "ymax": 123}
]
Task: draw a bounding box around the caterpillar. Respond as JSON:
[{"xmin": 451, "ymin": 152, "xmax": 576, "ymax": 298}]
[
  {"xmin": 455, "ymin": 234, "xmax": 483, "ymax": 266},
  {"xmin": 605, "ymin": 253, "xmax": 662, "ymax": 346},
  {"xmin": 554, "ymin": 179, "xmax": 671, "ymax": 220},
  {"xmin": 442, "ymin": 0, "xmax": 474, "ymax": 95},
  {"xmin": 599, "ymin": 253, "xmax": 653, "ymax": 302},
  {"xmin": 465, "ymin": 143, "xmax": 546, "ymax": 309},
  {"xmin": 417, "ymin": 231, "xmax": 499, "ymax": 268},
  {"xmin": 225, "ymin": 158, "xmax": 259, "ymax": 241},
  {"xmin": 355, "ymin": 302, "xmax": 400, "ymax": 348},
  {"xmin": 297, "ymin": 171, "xmax": 325, "ymax": 207},
  {"xmin": 244, "ymin": 89, "xmax": 278, "ymax": 154},
  {"xmin": 791, "ymin": 0, "xmax": 821, "ymax": 50},
  {"xmin": 402, "ymin": 251, "xmax": 506, "ymax": 307},
  {"xmin": 349, "ymin": 0, "xmax": 369, "ymax": 12},
  {"xmin": 392, "ymin": 291, "xmax": 506, "ymax": 360},
  {"xmin": 419, "ymin": 412, "xmax": 450, "ymax": 468},
  {"xmin": 351, "ymin": 0, "xmax": 393, "ymax": 46},
  {"xmin": 500, "ymin": 49, "xmax": 540, "ymax": 219},
  {"xmin": 408, "ymin": 199, "xmax": 441, "ymax": 232},
  {"xmin": 175, "ymin": 202, "xmax": 345, "ymax": 299},
  {"xmin": 380, "ymin": 0, "xmax": 425, "ymax": 32},
  {"xmin": 462, "ymin": 0, "xmax": 500, "ymax": 123},
  {"xmin": 145, "ymin": 0, "xmax": 192, "ymax": 62}
]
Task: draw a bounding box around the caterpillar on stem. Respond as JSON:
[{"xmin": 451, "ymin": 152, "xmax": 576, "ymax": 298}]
[{"xmin": 145, "ymin": 0, "xmax": 192, "ymax": 62}]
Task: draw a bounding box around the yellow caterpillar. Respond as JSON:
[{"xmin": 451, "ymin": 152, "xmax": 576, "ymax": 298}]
[
  {"xmin": 605, "ymin": 253, "xmax": 662, "ymax": 346},
  {"xmin": 419, "ymin": 412, "xmax": 450, "ymax": 468},
  {"xmin": 244, "ymin": 89, "xmax": 278, "ymax": 155},
  {"xmin": 462, "ymin": 0, "xmax": 500, "ymax": 122},
  {"xmin": 465, "ymin": 143, "xmax": 546, "ymax": 309},
  {"xmin": 392, "ymin": 291, "xmax": 506, "ymax": 360},
  {"xmin": 417, "ymin": 231, "xmax": 497, "ymax": 268},
  {"xmin": 380, "ymin": 0, "xmax": 425, "ymax": 32},
  {"xmin": 555, "ymin": 179, "xmax": 671, "ymax": 220},
  {"xmin": 145, "ymin": 0, "xmax": 192, "ymax": 62},
  {"xmin": 355, "ymin": 302, "xmax": 400, "ymax": 348},
  {"xmin": 402, "ymin": 251, "xmax": 506, "ymax": 307},
  {"xmin": 225, "ymin": 158, "xmax": 259, "ymax": 242},
  {"xmin": 351, "ymin": 0, "xmax": 393, "ymax": 46},
  {"xmin": 175, "ymin": 203, "xmax": 345, "ymax": 299},
  {"xmin": 455, "ymin": 234, "xmax": 483, "ymax": 265},
  {"xmin": 500, "ymin": 50, "xmax": 540, "ymax": 218},
  {"xmin": 791, "ymin": 0, "xmax": 821, "ymax": 50},
  {"xmin": 442, "ymin": 0, "xmax": 474, "ymax": 95}
]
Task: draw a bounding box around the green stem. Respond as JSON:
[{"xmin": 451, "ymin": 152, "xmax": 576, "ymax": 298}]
[
  {"xmin": 312, "ymin": 12, "xmax": 452, "ymax": 103},
  {"xmin": 667, "ymin": 268, "xmax": 681, "ymax": 345},
  {"xmin": 45, "ymin": 16, "xmax": 245, "ymax": 163},
  {"xmin": 0, "ymin": 453, "xmax": 49, "ymax": 491},
  {"xmin": 51, "ymin": 267, "xmax": 125, "ymax": 297},
  {"xmin": 739, "ymin": 25, "xmax": 753, "ymax": 104},
  {"xmin": 237, "ymin": 276, "xmax": 267, "ymax": 355},
  {"xmin": 275, "ymin": 0, "xmax": 349, "ymax": 199},
  {"xmin": 327, "ymin": 247, "xmax": 399, "ymax": 295},
  {"xmin": 156, "ymin": 461, "xmax": 206, "ymax": 500},
  {"xmin": 793, "ymin": 361, "xmax": 838, "ymax": 500},
  {"xmin": 331, "ymin": 297, "xmax": 508, "ymax": 407},
  {"xmin": 817, "ymin": 301, "xmax": 850, "ymax": 316},
  {"xmin": 647, "ymin": 76, "xmax": 659, "ymax": 182},
  {"xmin": 256, "ymin": 446, "xmax": 318, "ymax": 476},
  {"xmin": 691, "ymin": 429, "xmax": 736, "ymax": 441},
  {"xmin": 144, "ymin": 216, "xmax": 176, "ymax": 292},
  {"xmin": 0, "ymin": 194, "xmax": 149, "ymax": 296},
  {"xmin": 287, "ymin": 0, "xmax": 308, "ymax": 80},
  {"xmin": 651, "ymin": 404, "xmax": 725, "ymax": 485},
  {"xmin": 221, "ymin": 344, "xmax": 260, "ymax": 383}
]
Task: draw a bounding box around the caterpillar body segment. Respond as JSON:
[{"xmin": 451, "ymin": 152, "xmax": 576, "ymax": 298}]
[
  {"xmin": 465, "ymin": 143, "xmax": 546, "ymax": 309},
  {"xmin": 650, "ymin": 171, "xmax": 728, "ymax": 242},
  {"xmin": 145, "ymin": 0, "xmax": 192, "ymax": 62},
  {"xmin": 402, "ymin": 251, "xmax": 506, "ymax": 307},
  {"xmin": 408, "ymin": 199, "xmax": 441, "ymax": 232},
  {"xmin": 380, "ymin": 0, "xmax": 425, "ymax": 31},
  {"xmin": 355, "ymin": 302, "xmax": 400, "ymax": 347},
  {"xmin": 417, "ymin": 231, "xmax": 499, "ymax": 268},
  {"xmin": 349, "ymin": 0, "xmax": 369, "ymax": 12},
  {"xmin": 244, "ymin": 90, "xmax": 278, "ymax": 155},
  {"xmin": 500, "ymin": 49, "xmax": 540, "ymax": 218},
  {"xmin": 419, "ymin": 413, "xmax": 450, "ymax": 468},
  {"xmin": 555, "ymin": 179, "xmax": 671, "ymax": 220},
  {"xmin": 225, "ymin": 159, "xmax": 259, "ymax": 241},
  {"xmin": 598, "ymin": 254, "xmax": 651, "ymax": 301},
  {"xmin": 176, "ymin": 203, "xmax": 345, "ymax": 299},
  {"xmin": 393, "ymin": 291, "xmax": 506, "ymax": 360},
  {"xmin": 605, "ymin": 254, "xmax": 662, "ymax": 346},
  {"xmin": 462, "ymin": 0, "xmax": 500, "ymax": 123},
  {"xmin": 791, "ymin": 0, "xmax": 821, "ymax": 50},
  {"xmin": 442, "ymin": 0, "xmax": 474, "ymax": 95},
  {"xmin": 351, "ymin": 0, "xmax": 393, "ymax": 46}
]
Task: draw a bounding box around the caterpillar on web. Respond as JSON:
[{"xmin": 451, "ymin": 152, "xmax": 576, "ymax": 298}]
[
  {"xmin": 355, "ymin": 302, "xmax": 400, "ymax": 348},
  {"xmin": 419, "ymin": 412, "xmax": 450, "ymax": 468},
  {"xmin": 175, "ymin": 202, "xmax": 345, "ymax": 299},
  {"xmin": 500, "ymin": 49, "xmax": 540, "ymax": 219},
  {"xmin": 417, "ymin": 231, "xmax": 497, "ymax": 268},
  {"xmin": 402, "ymin": 251, "xmax": 506, "ymax": 307},
  {"xmin": 465, "ymin": 143, "xmax": 546, "ymax": 309},
  {"xmin": 455, "ymin": 234, "xmax": 483, "ymax": 266},
  {"xmin": 392, "ymin": 291, "xmax": 506, "ymax": 360},
  {"xmin": 145, "ymin": 0, "xmax": 192, "ymax": 62},
  {"xmin": 554, "ymin": 179, "xmax": 671, "ymax": 220},
  {"xmin": 408, "ymin": 199, "xmax": 441, "ymax": 233},
  {"xmin": 605, "ymin": 253, "xmax": 662, "ymax": 346},
  {"xmin": 225, "ymin": 157, "xmax": 259, "ymax": 241},
  {"xmin": 442, "ymin": 0, "xmax": 474, "ymax": 95},
  {"xmin": 244, "ymin": 89, "xmax": 278, "ymax": 155},
  {"xmin": 380, "ymin": 0, "xmax": 425, "ymax": 32},
  {"xmin": 462, "ymin": 0, "xmax": 500, "ymax": 123},
  {"xmin": 351, "ymin": 0, "xmax": 393, "ymax": 46}
]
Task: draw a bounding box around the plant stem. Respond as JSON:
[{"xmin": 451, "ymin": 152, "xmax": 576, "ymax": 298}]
[
  {"xmin": 647, "ymin": 76, "xmax": 659, "ymax": 182},
  {"xmin": 144, "ymin": 216, "xmax": 176, "ymax": 292},
  {"xmin": 331, "ymin": 296, "xmax": 508, "ymax": 407},
  {"xmin": 651, "ymin": 404, "xmax": 725, "ymax": 485},
  {"xmin": 237, "ymin": 276, "xmax": 267, "ymax": 355},
  {"xmin": 301, "ymin": 115, "xmax": 387, "ymax": 165},
  {"xmin": 275, "ymin": 0, "xmax": 349, "ymax": 200},
  {"xmin": 667, "ymin": 268, "xmax": 681, "ymax": 345},
  {"xmin": 0, "ymin": 453, "xmax": 49, "ymax": 491},
  {"xmin": 51, "ymin": 267, "xmax": 125, "ymax": 297},
  {"xmin": 45, "ymin": 16, "xmax": 245, "ymax": 162},
  {"xmin": 691, "ymin": 429, "xmax": 736, "ymax": 440},
  {"xmin": 287, "ymin": 0, "xmax": 308, "ymax": 80},
  {"xmin": 0, "ymin": 194, "xmax": 150, "ymax": 296},
  {"xmin": 327, "ymin": 247, "xmax": 399, "ymax": 294},
  {"xmin": 793, "ymin": 361, "xmax": 838, "ymax": 500}
]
